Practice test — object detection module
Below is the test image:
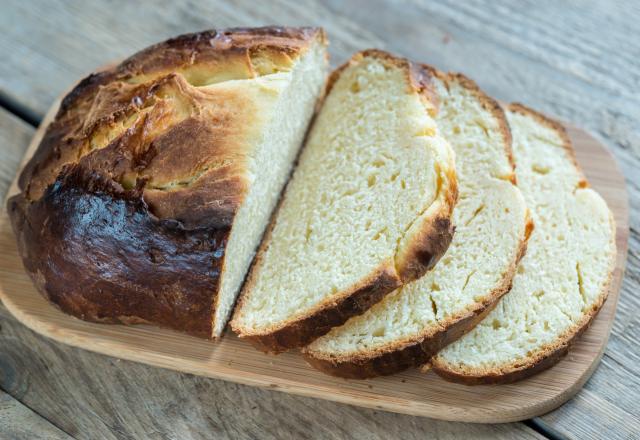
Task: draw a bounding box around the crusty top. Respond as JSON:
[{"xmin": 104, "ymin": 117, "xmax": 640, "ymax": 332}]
[
  {"xmin": 19, "ymin": 26, "xmax": 325, "ymax": 228},
  {"xmin": 8, "ymin": 26, "xmax": 325, "ymax": 337}
]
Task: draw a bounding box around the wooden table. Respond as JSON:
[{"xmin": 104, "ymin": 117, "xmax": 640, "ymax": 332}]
[{"xmin": 0, "ymin": 1, "xmax": 638, "ymax": 438}]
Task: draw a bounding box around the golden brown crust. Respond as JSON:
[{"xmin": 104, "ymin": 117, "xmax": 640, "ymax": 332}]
[
  {"xmin": 302, "ymin": 70, "xmax": 532, "ymax": 378},
  {"xmin": 325, "ymin": 49, "xmax": 440, "ymax": 112},
  {"xmin": 231, "ymin": 51, "xmax": 455, "ymax": 353},
  {"xmin": 8, "ymin": 26, "xmax": 325, "ymax": 338},
  {"xmin": 430, "ymin": 103, "xmax": 615, "ymax": 384}
]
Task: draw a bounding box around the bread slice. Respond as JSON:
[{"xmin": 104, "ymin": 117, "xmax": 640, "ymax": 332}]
[
  {"xmin": 303, "ymin": 70, "xmax": 532, "ymax": 378},
  {"xmin": 430, "ymin": 104, "xmax": 616, "ymax": 384},
  {"xmin": 8, "ymin": 27, "xmax": 328, "ymax": 338},
  {"xmin": 231, "ymin": 51, "xmax": 458, "ymax": 352}
]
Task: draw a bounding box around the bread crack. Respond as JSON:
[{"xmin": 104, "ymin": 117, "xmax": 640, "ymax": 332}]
[
  {"xmin": 85, "ymin": 109, "xmax": 149, "ymax": 156},
  {"xmin": 464, "ymin": 204, "xmax": 485, "ymax": 226},
  {"xmin": 532, "ymin": 164, "xmax": 550, "ymax": 175},
  {"xmin": 144, "ymin": 160, "xmax": 231, "ymax": 191},
  {"xmin": 576, "ymin": 262, "xmax": 587, "ymax": 307},
  {"xmin": 127, "ymin": 61, "xmax": 289, "ymax": 88},
  {"xmin": 305, "ymin": 222, "xmax": 313, "ymax": 243},
  {"xmin": 461, "ymin": 270, "xmax": 476, "ymax": 291},
  {"xmin": 558, "ymin": 307, "xmax": 574, "ymax": 322},
  {"xmin": 430, "ymin": 294, "xmax": 438, "ymax": 317}
]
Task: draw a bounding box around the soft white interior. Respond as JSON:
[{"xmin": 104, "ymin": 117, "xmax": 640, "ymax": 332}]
[
  {"xmin": 307, "ymin": 77, "xmax": 528, "ymax": 356},
  {"xmin": 234, "ymin": 55, "xmax": 453, "ymax": 331},
  {"xmin": 212, "ymin": 42, "xmax": 327, "ymax": 336},
  {"xmin": 435, "ymin": 110, "xmax": 615, "ymax": 370}
]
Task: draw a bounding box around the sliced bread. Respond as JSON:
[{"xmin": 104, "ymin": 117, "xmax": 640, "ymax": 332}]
[
  {"xmin": 430, "ymin": 104, "xmax": 616, "ymax": 384},
  {"xmin": 303, "ymin": 70, "xmax": 532, "ymax": 378},
  {"xmin": 231, "ymin": 51, "xmax": 458, "ymax": 352}
]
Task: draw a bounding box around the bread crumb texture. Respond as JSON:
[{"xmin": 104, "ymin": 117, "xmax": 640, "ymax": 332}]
[
  {"xmin": 306, "ymin": 74, "xmax": 528, "ymax": 362},
  {"xmin": 213, "ymin": 39, "xmax": 327, "ymax": 335},
  {"xmin": 432, "ymin": 106, "xmax": 615, "ymax": 377},
  {"xmin": 233, "ymin": 52, "xmax": 455, "ymax": 336}
]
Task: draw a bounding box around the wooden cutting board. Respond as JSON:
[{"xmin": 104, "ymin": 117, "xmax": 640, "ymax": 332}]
[{"xmin": 0, "ymin": 96, "xmax": 629, "ymax": 424}]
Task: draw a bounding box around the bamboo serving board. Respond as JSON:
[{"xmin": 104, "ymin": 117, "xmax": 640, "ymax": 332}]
[{"xmin": 0, "ymin": 97, "xmax": 629, "ymax": 424}]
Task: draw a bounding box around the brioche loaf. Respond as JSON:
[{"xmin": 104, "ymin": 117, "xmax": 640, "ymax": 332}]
[
  {"xmin": 430, "ymin": 104, "xmax": 616, "ymax": 384},
  {"xmin": 303, "ymin": 70, "xmax": 532, "ymax": 377},
  {"xmin": 231, "ymin": 51, "xmax": 458, "ymax": 352},
  {"xmin": 8, "ymin": 27, "xmax": 327, "ymax": 338}
]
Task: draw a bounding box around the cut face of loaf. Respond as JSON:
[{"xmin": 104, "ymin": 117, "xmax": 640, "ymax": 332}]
[
  {"xmin": 212, "ymin": 33, "xmax": 327, "ymax": 336},
  {"xmin": 430, "ymin": 104, "xmax": 616, "ymax": 384},
  {"xmin": 303, "ymin": 71, "xmax": 532, "ymax": 378},
  {"xmin": 231, "ymin": 51, "xmax": 458, "ymax": 352},
  {"xmin": 7, "ymin": 27, "xmax": 327, "ymax": 338}
]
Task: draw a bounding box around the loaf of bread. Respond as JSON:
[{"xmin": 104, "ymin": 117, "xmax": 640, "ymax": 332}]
[
  {"xmin": 430, "ymin": 104, "xmax": 616, "ymax": 384},
  {"xmin": 7, "ymin": 27, "xmax": 327, "ymax": 338},
  {"xmin": 231, "ymin": 51, "xmax": 458, "ymax": 352},
  {"xmin": 303, "ymin": 70, "xmax": 532, "ymax": 377}
]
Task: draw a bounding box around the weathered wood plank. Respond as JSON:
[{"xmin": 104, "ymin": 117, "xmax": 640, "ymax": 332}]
[
  {"xmin": 535, "ymin": 356, "xmax": 640, "ymax": 440},
  {"xmin": 0, "ymin": 390, "xmax": 73, "ymax": 440},
  {"xmin": 0, "ymin": 110, "xmax": 31, "ymax": 201},
  {"xmin": 0, "ymin": 0, "xmax": 371, "ymax": 118},
  {"xmin": 0, "ymin": 108, "xmax": 544, "ymax": 439},
  {"xmin": 0, "ymin": 307, "xmax": 543, "ymax": 440},
  {"xmin": 1, "ymin": 0, "xmax": 639, "ymax": 437}
]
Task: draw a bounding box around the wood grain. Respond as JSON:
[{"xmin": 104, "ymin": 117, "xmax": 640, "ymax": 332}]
[
  {"xmin": 0, "ymin": 111, "xmax": 32, "ymax": 202},
  {"xmin": 0, "ymin": 317, "xmax": 545, "ymax": 440},
  {"xmin": 0, "ymin": 390, "xmax": 72, "ymax": 440},
  {"xmin": 0, "ymin": 298, "xmax": 542, "ymax": 440},
  {"xmin": 0, "ymin": 96, "xmax": 629, "ymax": 423}
]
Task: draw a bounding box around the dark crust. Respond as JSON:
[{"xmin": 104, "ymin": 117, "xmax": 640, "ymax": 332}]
[
  {"xmin": 8, "ymin": 166, "xmax": 226, "ymax": 337},
  {"xmin": 303, "ymin": 217, "xmax": 532, "ymax": 379},
  {"xmin": 430, "ymin": 103, "xmax": 615, "ymax": 385},
  {"xmin": 231, "ymin": 50, "xmax": 453, "ymax": 353},
  {"xmin": 395, "ymin": 164, "xmax": 457, "ymax": 283},
  {"xmin": 8, "ymin": 26, "xmax": 325, "ymax": 338},
  {"xmin": 304, "ymin": 290, "xmax": 501, "ymax": 379},
  {"xmin": 302, "ymin": 69, "xmax": 533, "ymax": 378},
  {"xmin": 238, "ymin": 266, "xmax": 401, "ymax": 353},
  {"xmin": 396, "ymin": 215, "xmax": 454, "ymax": 282}
]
